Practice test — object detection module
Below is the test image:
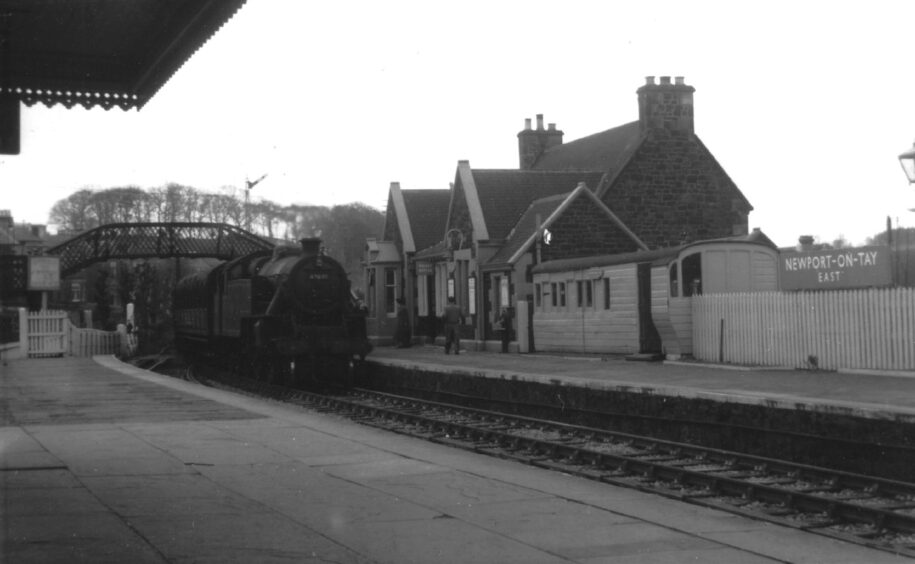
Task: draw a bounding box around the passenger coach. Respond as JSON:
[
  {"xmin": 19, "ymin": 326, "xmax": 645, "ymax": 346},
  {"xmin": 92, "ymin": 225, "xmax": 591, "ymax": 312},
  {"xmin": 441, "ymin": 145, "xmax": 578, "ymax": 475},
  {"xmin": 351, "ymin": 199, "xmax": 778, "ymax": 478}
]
[{"xmin": 530, "ymin": 231, "xmax": 779, "ymax": 358}]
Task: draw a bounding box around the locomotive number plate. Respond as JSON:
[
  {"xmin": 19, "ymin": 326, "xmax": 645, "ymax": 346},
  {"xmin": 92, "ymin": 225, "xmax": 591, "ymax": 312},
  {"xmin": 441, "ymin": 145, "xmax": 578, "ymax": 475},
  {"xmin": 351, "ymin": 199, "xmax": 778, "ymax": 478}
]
[{"xmin": 309, "ymin": 273, "xmax": 330, "ymax": 280}]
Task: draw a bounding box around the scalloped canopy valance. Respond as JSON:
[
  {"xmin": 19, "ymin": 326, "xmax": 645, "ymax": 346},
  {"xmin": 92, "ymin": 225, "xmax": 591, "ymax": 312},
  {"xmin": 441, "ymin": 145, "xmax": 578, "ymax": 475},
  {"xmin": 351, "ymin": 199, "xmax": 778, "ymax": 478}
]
[{"xmin": 0, "ymin": 0, "xmax": 247, "ymax": 110}]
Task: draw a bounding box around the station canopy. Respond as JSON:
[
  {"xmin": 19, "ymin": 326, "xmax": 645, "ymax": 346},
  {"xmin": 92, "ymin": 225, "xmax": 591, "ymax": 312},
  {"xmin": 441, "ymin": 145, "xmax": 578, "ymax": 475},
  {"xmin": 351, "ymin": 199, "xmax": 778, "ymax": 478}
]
[{"xmin": 0, "ymin": 0, "xmax": 248, "ymax": 152}]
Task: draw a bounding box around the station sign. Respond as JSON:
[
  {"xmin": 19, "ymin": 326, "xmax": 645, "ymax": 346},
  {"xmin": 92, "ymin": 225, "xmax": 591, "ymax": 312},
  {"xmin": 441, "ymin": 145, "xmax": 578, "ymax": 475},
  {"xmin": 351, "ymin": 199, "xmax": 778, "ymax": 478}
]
[
  {"xmin": 28, "ymin": 256, "xmax": 61, "ymax": 291},
  {"xmin": 779, "ymin": 245, "xmax": 891, "ymax": 290}
]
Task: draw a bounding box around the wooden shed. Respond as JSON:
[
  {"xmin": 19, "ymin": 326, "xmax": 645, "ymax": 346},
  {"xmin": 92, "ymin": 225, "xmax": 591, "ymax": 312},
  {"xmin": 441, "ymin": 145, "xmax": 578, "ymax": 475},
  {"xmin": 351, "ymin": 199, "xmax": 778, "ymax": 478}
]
[{"xmin": 531, "ymin": 231, "xmax": 778, "ymax": 357}]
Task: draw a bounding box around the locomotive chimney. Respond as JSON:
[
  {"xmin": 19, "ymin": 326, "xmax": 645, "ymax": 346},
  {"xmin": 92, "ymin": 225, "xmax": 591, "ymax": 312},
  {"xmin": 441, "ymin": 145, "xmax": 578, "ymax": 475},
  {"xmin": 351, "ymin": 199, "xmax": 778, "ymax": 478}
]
[{"xmin": 300, "ymin": 238, "xmax": 322, "ymax": 258}]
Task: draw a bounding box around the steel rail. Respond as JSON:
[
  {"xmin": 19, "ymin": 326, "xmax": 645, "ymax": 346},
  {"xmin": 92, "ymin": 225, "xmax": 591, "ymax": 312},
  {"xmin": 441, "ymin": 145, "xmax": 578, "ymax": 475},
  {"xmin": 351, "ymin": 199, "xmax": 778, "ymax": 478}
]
[{"xmin": 193, "ymin": 373, "xmax": 915, "ymax": 557}]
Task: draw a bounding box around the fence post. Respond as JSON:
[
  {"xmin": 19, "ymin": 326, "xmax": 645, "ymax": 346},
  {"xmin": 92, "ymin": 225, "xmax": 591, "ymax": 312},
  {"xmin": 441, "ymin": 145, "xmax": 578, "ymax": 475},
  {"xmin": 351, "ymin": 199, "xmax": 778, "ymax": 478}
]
[
  {"xmin": 117, "ymin": 324, "xmax": 128, "ymax": 357},
  {"xmin": 16, "ymin": 307, "xmax": 27, "ymax": 359}
]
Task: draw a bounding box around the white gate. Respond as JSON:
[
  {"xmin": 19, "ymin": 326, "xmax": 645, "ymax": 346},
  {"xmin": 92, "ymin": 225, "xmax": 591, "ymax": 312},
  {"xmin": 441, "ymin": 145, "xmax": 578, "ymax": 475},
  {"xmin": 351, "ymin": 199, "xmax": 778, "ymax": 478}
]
[
  {"xmin": 27, "ymin": 310, "xmax": 68, "ymax": 357},
  {"xmin": 69, "ymin": 321, "xmax": 123, "ymax": 357}
]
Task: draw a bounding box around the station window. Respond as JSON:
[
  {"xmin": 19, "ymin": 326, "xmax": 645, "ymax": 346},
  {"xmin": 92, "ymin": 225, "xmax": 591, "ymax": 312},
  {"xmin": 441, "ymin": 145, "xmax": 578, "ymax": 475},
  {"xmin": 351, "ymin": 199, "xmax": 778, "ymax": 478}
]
[
  {"xmin": 70, "ymin": 281, "xmax": 83, "ymax": 303},
  {"xmin": 559, "ymin": 282, "xmax": 566, "ymax": 307},
  {"xmin": 551, "ymin": 283, "xmax": 557, "ymax": 307},
  {"xmin": 384, "ymin": 268, "xmax": 397, "ymax": 314},
  {"xmin": 576, "ymin": 281, "xmax": 583, "ymax": 307},
  {"xmin": 366, "ymin": 269, "xmax": 376, "ymax": 316},
  {"xmin": 534, "ymin": 283, "xmax": 541, "ymax": 308},
  {"xmin": 603, "ymin": 278, "xmax": 610, "ymax": 310},
  {"xmin": 586, "ymin": 280, "xmax": 593, "ymax": 308}
]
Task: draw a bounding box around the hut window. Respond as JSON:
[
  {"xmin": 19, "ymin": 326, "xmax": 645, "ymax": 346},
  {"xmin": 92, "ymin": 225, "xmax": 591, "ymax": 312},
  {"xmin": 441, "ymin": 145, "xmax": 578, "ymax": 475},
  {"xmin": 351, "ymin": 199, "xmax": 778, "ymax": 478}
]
[
  {"xmin": 669, "ymin": 263, "xmax": 679, "ymax": 297},
  {"xmin": 576, "ymin": 281, "xmax": 583, "ymax": 307},
  {"xmin": 535, "ymin": 283, "xmax": 541, "ymax": 308},
  {"xmin": 551, "ymin": 283, "xmax": 557, "ymax": 307},
  {"xmin": 603, "ymin": 278, "xmax": 610, "ymax": 309},
  {"xmin": 559, "ymin": 282, "xmax": 566, "ymax": 307},
  {"xmin": 586, "ymin": 280, "xmax": 593, "ymax": 307},
  {"xmin": 682, "ymin": 253, "xmax": 702, "ymax": 296}
]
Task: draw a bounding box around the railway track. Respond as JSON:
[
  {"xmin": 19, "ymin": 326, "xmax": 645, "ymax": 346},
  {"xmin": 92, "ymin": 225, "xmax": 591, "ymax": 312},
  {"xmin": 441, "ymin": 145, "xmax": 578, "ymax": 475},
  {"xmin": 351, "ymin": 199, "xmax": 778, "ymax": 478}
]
[{"xmin": 193, "ymin": 369, "xmax": 915, "ymax": 558}]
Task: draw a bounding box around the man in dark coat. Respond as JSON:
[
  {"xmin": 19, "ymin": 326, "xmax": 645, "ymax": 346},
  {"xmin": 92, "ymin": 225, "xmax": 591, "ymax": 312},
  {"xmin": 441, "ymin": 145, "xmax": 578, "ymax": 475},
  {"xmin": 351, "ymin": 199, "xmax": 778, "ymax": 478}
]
[
  {"xmin": 442, "ymin": 297, "xmax": 464, "ymax": 354},
  {"xmin": 395, "ymin": 297, "xmax": 411, "ymax": 348},
  {"xmin": 498, "ymin": 307, "xmax": 512, "ymax": 353}
]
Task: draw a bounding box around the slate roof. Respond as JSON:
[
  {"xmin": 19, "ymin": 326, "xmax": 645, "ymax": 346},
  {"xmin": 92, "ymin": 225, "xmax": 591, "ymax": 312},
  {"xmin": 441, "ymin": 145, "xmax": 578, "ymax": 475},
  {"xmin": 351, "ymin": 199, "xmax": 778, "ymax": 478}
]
[
  {"xmin": 400, "ymin": 190, "xmax": 451, "ymax": 254},
  {"xmin": 471, "ymin": 170, "xmax": 605, "ymax": 241},
  {"xmin": 414, "ymin": 240, "xmax": 449, "ymax": 261},
  {"xmin": 532, "ymin": 230, "xmax": 778, "ymax": 274},
  {"xmin": 530, "ymin": 121, "xmax": 643, "ymax": 174},
  {"xmin": 11, "ymin": 225, "xmax": 44, "ymax": 243},
  {"xmin": 532, "ymin": 246, "xmax": 681, "ymax": 274},
  {"xmin": 0, "ymin": 228, "xmax": 16, "ymax": 247}
]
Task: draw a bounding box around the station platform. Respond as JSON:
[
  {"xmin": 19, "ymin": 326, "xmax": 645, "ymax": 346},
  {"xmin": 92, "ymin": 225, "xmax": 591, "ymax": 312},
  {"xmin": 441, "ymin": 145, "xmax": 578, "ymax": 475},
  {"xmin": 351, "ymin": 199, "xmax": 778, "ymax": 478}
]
[
  {"xmin": 2, "ymin": 355, "xmax": 911, "ymax": 563},
  {"xmin": 368, "ymin": 345, "xmax": 915, "ymax": 422}
]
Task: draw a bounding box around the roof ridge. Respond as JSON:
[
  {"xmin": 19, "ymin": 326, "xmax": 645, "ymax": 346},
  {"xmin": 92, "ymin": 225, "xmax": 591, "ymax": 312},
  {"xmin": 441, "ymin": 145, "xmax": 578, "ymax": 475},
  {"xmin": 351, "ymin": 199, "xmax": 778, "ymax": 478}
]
[{"xmin": 471, "ymin": 169, "xmax": 604, "ymax": 175}]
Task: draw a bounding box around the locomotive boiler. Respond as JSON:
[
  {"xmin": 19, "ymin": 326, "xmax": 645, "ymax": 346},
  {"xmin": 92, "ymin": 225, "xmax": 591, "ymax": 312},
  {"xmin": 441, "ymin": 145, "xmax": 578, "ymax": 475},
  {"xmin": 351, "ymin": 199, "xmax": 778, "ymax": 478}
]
[{"xmin": 173, "ymin": 238, "xmax": 371, "ymax": 386}]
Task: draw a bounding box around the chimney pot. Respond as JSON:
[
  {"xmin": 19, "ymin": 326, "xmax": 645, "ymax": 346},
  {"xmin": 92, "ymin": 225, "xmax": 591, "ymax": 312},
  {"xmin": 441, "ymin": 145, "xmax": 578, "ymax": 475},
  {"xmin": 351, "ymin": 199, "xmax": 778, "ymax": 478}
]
[
  {"xmin": 637, "ymin": 75, "xmax": 695, "ymax": 135},
  {"xmin": 548, "ymin": 123, "xmax": 556, "ymax": 131},
  {"xmin": 524, "ymin": 118, "xmax": 532, "ymax": 130},
  {"xmin": 645, "ymin": 76, "xmax": 655, "ymax": 85},
  {"xmin": 536, "ymin": 114, "xmax": 544, "ymax": 130},
  {"xmin": 675, "ymin": 76, "xmax": 685, "ymax": 85}
]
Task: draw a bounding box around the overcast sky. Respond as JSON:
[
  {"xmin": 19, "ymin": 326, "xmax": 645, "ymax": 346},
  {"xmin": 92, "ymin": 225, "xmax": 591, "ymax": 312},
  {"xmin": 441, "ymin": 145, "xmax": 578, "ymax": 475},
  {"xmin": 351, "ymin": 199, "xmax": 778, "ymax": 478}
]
[{"xmin": 3, "ymin": 1, "xmax": 915, "ymax": 247}]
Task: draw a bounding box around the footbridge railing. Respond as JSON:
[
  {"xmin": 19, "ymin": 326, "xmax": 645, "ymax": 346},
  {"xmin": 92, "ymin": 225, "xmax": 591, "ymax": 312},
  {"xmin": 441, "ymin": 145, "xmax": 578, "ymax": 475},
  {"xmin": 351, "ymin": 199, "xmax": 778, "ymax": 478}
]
[{"xmin": 47, "ymin": 223, "xmax": 275, "ymax": 277}]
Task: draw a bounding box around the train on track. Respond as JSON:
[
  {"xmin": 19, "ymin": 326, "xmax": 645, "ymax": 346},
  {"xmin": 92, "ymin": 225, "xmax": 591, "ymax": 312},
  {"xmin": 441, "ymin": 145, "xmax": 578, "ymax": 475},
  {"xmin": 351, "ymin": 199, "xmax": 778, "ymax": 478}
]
[{"xmin": 173, "ymin": 238, "xmax": 372, "ymax": 386}]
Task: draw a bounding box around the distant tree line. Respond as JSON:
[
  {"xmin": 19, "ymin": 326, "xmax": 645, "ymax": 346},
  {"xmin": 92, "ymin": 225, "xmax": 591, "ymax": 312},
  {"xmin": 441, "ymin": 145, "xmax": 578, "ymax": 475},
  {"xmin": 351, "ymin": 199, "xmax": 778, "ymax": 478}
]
[{"xmin": 49, "ymin": 184, "xmax": 384, "ymax": 281}]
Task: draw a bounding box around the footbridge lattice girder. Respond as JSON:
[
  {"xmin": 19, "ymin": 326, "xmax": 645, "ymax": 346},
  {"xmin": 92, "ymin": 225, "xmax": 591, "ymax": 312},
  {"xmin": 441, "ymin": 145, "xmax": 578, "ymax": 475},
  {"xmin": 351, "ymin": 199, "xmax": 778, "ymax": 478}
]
[{"xmin": 47, "ymin": 223, "xmax": 276, "ymax": 277}]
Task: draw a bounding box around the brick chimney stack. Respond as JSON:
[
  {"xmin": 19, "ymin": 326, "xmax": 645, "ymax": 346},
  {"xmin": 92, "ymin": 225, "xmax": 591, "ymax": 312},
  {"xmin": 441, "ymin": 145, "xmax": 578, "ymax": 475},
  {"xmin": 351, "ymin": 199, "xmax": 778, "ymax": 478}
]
[
  {"xmin": 518, "ymin": 114, "xmax": 564, "ymax": 169},
  {"xmin": 636, "ymin": 75, "xmax": 695, "ymax": 136}
]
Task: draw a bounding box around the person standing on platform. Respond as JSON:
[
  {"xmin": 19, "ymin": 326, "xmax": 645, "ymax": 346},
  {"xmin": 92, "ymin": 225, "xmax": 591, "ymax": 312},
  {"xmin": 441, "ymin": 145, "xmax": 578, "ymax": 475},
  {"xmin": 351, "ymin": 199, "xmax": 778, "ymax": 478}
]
[
  {"xmin": 442, "ymin": 297, "xmax": 464, "ymax": 354},
  {"xmin": 498, "ymin": 307, "xmax": 512, "ymax": 353},
  {"xmin": 395, "ymin": 297, "xmax": 411, "ymax": 348}
]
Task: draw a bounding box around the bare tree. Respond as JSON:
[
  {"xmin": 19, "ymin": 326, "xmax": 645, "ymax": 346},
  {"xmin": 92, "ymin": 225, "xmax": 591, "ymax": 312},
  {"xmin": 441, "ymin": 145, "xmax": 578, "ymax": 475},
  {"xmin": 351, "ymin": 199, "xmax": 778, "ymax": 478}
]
[{"xmin": 49, "ymin": 188, "xmax": 98, "ymax": 231}]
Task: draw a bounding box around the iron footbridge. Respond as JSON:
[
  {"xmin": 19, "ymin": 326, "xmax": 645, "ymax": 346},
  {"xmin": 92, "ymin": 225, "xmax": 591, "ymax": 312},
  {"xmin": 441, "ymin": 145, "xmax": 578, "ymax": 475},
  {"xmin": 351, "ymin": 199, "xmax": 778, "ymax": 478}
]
[{"xmin": 47, "ymin": 223, "xmax": 275, "ymax": 277}]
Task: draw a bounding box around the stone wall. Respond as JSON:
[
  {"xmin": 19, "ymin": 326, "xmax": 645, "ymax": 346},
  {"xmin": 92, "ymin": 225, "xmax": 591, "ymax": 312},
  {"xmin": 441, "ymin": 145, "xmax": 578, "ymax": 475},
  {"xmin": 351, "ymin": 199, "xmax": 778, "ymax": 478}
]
[
  {"xmin": 602, "ymin": 132, "xmax": 751, "ymax": 248},
  {"xmin": 541, "ymin": 195, "xmax": 642, "ymax": 262}
]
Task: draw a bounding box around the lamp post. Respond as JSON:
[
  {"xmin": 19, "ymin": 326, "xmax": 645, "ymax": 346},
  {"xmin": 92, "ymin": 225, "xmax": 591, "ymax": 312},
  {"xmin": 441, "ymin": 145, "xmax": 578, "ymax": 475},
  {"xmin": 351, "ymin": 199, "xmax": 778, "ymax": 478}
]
[{"xmin": 898, "ymin": 141, "xmax": 915, "ymax": 183}]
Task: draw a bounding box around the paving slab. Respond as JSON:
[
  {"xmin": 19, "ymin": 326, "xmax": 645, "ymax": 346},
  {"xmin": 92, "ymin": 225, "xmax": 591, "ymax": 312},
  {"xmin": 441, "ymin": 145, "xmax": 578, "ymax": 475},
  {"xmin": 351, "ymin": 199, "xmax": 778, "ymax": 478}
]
[
  {"xmin": 4, "ymin": 512, "xmax": 165, "ymax": 564},
  {"xmin": 124, "ymin": 513, "xmax": 370, "ymax": 564},
  {"xmin": 2, "ymin": 356, "xmax": 913, "ymax": 563}
]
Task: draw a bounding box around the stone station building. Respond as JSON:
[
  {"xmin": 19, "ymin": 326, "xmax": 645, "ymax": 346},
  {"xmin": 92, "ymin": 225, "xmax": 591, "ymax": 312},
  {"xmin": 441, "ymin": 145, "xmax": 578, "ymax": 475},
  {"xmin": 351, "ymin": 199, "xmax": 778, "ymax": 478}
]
[{"xmin": 364, "ymin": 76, "xmax": 754, "ymax": 352}]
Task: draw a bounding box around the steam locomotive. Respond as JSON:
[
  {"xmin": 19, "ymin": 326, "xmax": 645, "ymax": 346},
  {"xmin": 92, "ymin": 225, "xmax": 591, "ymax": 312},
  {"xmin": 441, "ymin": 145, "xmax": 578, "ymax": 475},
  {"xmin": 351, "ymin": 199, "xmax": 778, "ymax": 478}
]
[{"xmin": 173, "ymin": 238, "xmax": 371, "ymax": 386}]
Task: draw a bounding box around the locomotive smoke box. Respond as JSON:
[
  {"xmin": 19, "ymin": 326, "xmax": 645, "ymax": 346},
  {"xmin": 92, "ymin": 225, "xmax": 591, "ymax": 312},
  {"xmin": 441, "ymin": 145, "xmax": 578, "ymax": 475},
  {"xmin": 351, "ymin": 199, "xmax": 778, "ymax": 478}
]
[{"xmin": 300, "ymin": 238, "xmax": 321, "ymax": 257}]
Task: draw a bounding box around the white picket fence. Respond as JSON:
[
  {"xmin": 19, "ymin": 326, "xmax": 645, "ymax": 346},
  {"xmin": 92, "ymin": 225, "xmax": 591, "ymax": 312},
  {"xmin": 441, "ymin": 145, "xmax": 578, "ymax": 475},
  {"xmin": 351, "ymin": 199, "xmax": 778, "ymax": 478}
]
[
  {"xmin": 692, "ymin": 288, "xmax": 915, "ymax": 371},
  {"xmin": 2, "ymin": 309, "xmax": 137, "ymax": 359}
]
